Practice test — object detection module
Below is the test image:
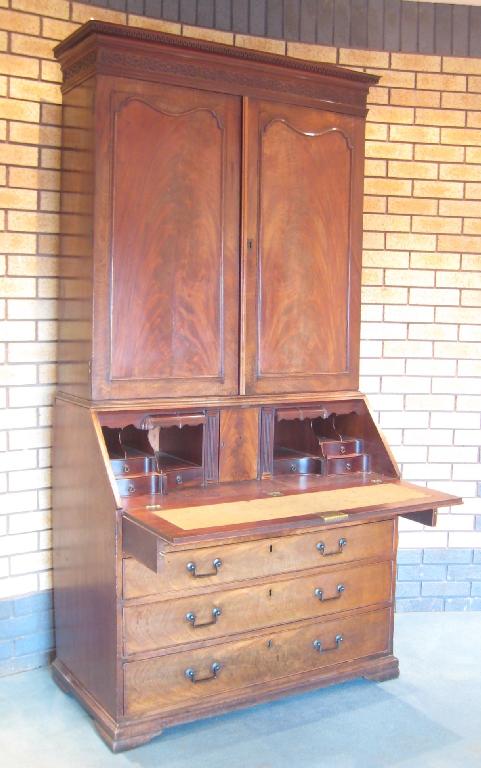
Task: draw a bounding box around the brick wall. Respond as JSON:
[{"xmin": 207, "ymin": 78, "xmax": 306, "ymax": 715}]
[{"xmin": 0, "ymin": 0, "xmax": 480, "ymax": 673}]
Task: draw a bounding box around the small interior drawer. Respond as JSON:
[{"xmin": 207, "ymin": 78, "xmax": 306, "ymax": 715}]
[
  {"xmin": 123, "ymin": 559, "xmax": 393, "ymax": 654},
  {"xmin": 117, "ymin": 473, "xmax": 164, "ymax": 497},
  {"xmin": 122, "ymin": 518, "xmax": 395, "ymax": 594},
  {"xmin": 325, "ymin": 454, "xmax": 370, "ymax": 474},
  {"xmin": 163, "ymin": 466, "xmax": 203, "ymax": 491},
  {"xmin": 124, "ymin": 607, "xmax": 391, "ymax": 716},
  {"xmin": 111, "ymin": 456, "xmax": 157, "ymax": 476}
]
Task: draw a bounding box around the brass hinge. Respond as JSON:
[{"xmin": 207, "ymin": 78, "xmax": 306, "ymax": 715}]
[{"xmin": 320, "ymin": 512, "xmax": 349, "ymax": 523}]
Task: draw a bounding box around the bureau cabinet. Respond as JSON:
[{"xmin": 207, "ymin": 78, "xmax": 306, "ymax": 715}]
[{"xmin": 52, "ymin": 22, "xmax": 461, "ymax": 752}]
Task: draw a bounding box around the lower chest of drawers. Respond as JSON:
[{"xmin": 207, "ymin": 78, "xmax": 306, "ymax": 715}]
[{"xmin": 121, "ymin": 518, "xmax": 395, "ymax": 719}]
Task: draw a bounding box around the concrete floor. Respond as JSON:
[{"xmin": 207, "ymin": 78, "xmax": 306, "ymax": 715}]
[{"xmin": 0, "ymin": 613, "xmax": 480, "ymax": 768}]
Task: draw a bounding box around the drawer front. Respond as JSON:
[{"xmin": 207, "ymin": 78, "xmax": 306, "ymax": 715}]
[
  {"xmin": 117, "ymin": 473, "xmax": 164, "ymax": 497},
  {"xmin": 326, "ymin": 454, "xmax": 369, "ymax": 474},
  {"xmin": 164, "ymin": 466, "xmax": 203, "ymax": 491},
  {"xmin": 124, "ymin": 607, "xmax": 390, "ymax": 715},
  {"xmin": 123, "ymin": 519, "xmax": 394, "ymax": 598},
  {"xmin": 124, "ymin": 560, "xmax": 392, "ymax": 654}
]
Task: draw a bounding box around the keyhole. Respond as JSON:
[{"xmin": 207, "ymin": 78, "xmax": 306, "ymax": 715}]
[
  {"xmin": 269, "ymin": 544, "xmax": 273, "ymax": 553},
  {"xmin": 268, "ymin": 588, "xmax": 272, "ymax": 598},
  {"xmin": 266, "ymin": 639, "xmax": 273, "ymax": 648}
]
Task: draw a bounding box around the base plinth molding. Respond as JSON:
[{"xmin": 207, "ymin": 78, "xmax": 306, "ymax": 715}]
[{"xmin": 52, "ymin": 653, "xmax": 400, "ymax": 752}]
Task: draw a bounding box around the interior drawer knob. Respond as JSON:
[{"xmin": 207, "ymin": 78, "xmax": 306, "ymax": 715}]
[
  {"xmin": 185, "ymin": 607, "xmax": 222, "ymax": 628},
  {"xmin": 184, "ymin": 661, "xmax": 222, "ymax": 683},
  {"xmin": 316, "ymin": 537, "xmax": 347, "ymax": 556},
  {"xmin": 312, "ymin": 634, "xmax": 344, "ymax": 653},
  {"xmin": 186, "ymin": 557, "xmax": 222, "ymax": 578},
  {"xmin": 314, "ymin": 583, "xmax": 345, "ymax": 601}
]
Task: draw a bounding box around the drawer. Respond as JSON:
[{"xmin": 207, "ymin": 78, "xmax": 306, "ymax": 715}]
[
  {"xmin": 163, "ymin": 466, "xmax": 203, "ymax": 491},
  {"xmin": 124, "ymin": 560, "xmax": 393, "ymax": 654},
  {"xmin": 326, "ymin": 454, "xmax": 370, "ymax": 474},
  {"xmin": 123, "ymin": 519, "xmax": 394, "ymax": 598},
  {"xmin": 117, "ymin": 473, "xmax": 164, "ymax": 497},
  {"xmin": 319, "ymin": 439, "xmax": 362, "ymax": 457},
  {"xmin": 273, "ymin": 456, "xmax": 323, "ymax": 475},
  {"xmin": 124, "ymin": 607, "xmax": 390, "ymax": 716},
  {"xmin": 111, "ymin": 456, "xmax": 157, "ymax": 476}
]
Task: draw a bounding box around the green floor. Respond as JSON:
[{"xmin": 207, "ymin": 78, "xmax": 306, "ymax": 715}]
[{"xmin": 1, "ymin": 613, "xmax": 480, "ymax": 768}]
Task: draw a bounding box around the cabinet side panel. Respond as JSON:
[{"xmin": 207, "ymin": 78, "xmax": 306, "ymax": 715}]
[
  {"xmin": 57, "ymin": 79, "xmax": 95, "ymax": 398},
  {"xmin": 52, "ymin": 399, "xmax": 119, "ymax": 716}
]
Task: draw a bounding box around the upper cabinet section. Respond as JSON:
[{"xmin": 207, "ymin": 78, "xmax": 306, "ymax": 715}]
[
  {"xmin": 243, "ymin": 100, "xmax": 364, "ymax": 395},
  {"xmin": 93, "ymin": 80, "xmax": 241, "ymax": 400},
  {"xmin": 54, "ymin": 22, "xmax": 377, "ymax": 403}
]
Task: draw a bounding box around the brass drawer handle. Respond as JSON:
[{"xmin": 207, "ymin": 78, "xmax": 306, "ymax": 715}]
[
  {"xmin": 186, "ymin": 558, "xmax": 222, "ymax": 578},
  {"xmin": 186, "ymin": 607, "xmax": 222, "ymax": 628},
  {"xmin": 184, "ymin": 661, "xmax": 222, "ymax": 683},
  {"xmin": 314, "ymin": 583, "xmax": 345, "ymax": 602},
  {"xmin": 316, "ymin": 537, "xmax": 347, "ymax": 556},
  {"xmin": 312, "ymin": 634, "xmax": 343, "ymax": 653}
]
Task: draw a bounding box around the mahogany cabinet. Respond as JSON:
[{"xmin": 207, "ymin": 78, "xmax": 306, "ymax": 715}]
[{"xmin": 52, "ymin": 22, "xmax": 461, "ymax": 752}]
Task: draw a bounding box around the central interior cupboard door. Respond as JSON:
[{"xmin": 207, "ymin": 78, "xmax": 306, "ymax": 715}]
[
  {"xmin": 93, "ymin": 80, "xmax": 241, "ymax": 400},
  {"xmin": 242, "ymin": 99, "xmax": 364, "ymax": 396}
]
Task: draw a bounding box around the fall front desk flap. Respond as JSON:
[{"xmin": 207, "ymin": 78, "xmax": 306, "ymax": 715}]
[{"xmin": 122, "ymin": 478, "xmax": 461, "ymax": 548}]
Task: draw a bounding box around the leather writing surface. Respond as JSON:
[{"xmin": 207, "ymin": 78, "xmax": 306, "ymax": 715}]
[{"xmin": 155, "ymin": 482, "xmax": 430, "ymax": 530}]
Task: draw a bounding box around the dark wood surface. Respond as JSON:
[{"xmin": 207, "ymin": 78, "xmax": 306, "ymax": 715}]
[
  {"xmin": 244, "ymin": 99, "xmax": 363, "ymax": 395},
  {"xmin": 93, "ymin": 77, "xmax": 241, "ymax": 400},
  {"xmin": 54, "ymin": 20, "xmax": 375, "ymax": 404},
  {"xmin": 52, "ymin": 398, "xmax": 120, "ymax": 717},
  {"xmin": 218, "ymin": 408, "xmax": 259, "ymax": 482},
  {"xmin": 124, "ymin": 606, "xmax": 390, "ymax": 715},
  {"xmin": 123, "ymin": 559, "xmax": 392, "ymax": 655},
  {"xmin": 122, "ymin": 546, "xmax": 396, "ymax": 605},
  {"xmin": 123, "ymin": 518, "xmax": 395, "ymax": 582},
  {"xmin": 55, "ymin": 20, "xmax": 378, "ymax": 99},
  {"xmin": 57, "ymin": 79, "xmax": 95, "ymax": 399}
]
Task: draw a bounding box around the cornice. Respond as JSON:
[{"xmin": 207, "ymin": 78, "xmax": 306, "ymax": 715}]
[{"xmin": 54, "ymin": 20, "xmax": 378, "ymax": 86}]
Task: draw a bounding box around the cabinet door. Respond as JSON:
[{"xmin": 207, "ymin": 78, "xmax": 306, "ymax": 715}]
[
  {"xmin": 243, "ymin": 99, "xmax": 365, "ymax": 395},
  {"xmin": 93, "ymin": 80, "xmax": 240, "ymax": 400}
]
